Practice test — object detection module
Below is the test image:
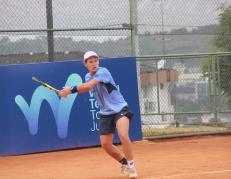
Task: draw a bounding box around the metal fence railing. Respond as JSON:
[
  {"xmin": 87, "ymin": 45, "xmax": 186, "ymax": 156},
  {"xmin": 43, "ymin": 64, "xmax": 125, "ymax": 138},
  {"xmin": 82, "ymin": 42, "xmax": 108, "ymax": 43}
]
[
  {"xmin": 137, "ymin": 52, "xmax": 231, "ymax": 138},
  {"xmin": 1, "ymin": 0, "xmax": 231, "ymax": 64},
  {"xmin": 1, "ymin": 0, "xmax": 231, "ymax": 138}
]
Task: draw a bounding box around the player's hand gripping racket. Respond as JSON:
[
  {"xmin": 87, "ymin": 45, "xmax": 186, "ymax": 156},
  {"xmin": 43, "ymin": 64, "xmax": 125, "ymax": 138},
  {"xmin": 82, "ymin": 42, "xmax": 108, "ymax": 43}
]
[{"xmin": 32, "ymin": 76, "xmax": 59, "ymax": 93}]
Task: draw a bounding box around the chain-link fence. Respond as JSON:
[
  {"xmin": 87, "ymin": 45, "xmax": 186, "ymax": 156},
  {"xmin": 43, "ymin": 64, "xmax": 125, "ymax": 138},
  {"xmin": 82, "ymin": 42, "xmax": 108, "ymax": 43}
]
[
  {"xmin": 1, "ymin": 0, "xmax": 231, "ymax": 63},
  {"xmin": 138, "ymin": 52, "xmax": 231, "ymax": 138},
  {"xmin": 136, "ymin": 0, "xmax": 231, "ymax": 55},
  {"xmin": 0, "ymin": 0, "xmax": 131, "ymax": 63},
  {"xmin": 1, "ymin": 0, "xmax": 231, "ymax": 138}
]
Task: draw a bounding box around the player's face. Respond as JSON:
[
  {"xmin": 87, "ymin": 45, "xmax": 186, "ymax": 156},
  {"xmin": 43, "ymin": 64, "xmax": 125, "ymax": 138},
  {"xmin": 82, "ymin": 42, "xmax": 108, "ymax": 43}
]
[{"xmin": 84, "ymin": 56, "xmax": 99, "ymax": 75}]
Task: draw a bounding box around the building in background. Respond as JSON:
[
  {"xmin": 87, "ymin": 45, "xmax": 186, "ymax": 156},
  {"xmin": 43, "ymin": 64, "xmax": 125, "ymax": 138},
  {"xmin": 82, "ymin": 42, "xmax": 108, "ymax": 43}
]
[{"xmin": 140, "ymin": 67, "xmax": 178, "ymax": 128}]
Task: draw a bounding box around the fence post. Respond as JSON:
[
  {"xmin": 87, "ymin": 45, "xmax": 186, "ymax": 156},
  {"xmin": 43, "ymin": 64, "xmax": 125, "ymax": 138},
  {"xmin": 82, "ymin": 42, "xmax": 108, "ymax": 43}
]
[
  {"xmin": 156, "ymin": 60, "xmax": 161, "ymax": 113},
  {"xmin": 208, "ymin": 58, "xmax": 212, "ymax": 112},
  {"xmin": 212, "ymin": 56, "xmax": 218, "ymax": 122},
  {"xmin": 217, "ymin": 58, "xmax": 221, "ymax": 113},
  {"xmin": 46, "ymin": 0, "xmax": 54, "ymax": 61},
  {"xmin": 129, "ymin": 0, "xmax": 136, "ymax": 56}
]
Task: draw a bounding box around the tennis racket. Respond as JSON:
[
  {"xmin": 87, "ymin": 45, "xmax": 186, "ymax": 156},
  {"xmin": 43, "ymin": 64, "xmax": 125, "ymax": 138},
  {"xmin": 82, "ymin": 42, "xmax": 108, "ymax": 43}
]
[{"xmin": 32, "ymin": 76, "xmax": 59, "ymax": 93}]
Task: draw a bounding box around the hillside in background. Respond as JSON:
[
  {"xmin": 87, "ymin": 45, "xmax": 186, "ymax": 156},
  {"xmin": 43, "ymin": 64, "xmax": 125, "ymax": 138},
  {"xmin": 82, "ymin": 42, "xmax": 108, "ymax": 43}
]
[{"xmin": 0, "ymin": 24, "xmax": 218, "ymax": 65}]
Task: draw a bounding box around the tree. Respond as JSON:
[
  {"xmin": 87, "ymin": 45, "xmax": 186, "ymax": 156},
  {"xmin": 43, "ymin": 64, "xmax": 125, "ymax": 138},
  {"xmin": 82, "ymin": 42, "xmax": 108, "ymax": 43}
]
[
  {"xmin": 214, "ymin": 5, "xmax": 231, "ymax": 51},
  {"xmin": 202, "ymin": 5, "xmax": 231, "ymax": 108}
]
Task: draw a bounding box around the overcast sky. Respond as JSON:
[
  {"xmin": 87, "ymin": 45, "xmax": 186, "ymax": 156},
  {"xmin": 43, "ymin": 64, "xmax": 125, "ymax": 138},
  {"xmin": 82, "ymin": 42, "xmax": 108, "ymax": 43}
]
[{"xmin": 0, "ymin": 0, "xmax": 231, "ymax": 32}]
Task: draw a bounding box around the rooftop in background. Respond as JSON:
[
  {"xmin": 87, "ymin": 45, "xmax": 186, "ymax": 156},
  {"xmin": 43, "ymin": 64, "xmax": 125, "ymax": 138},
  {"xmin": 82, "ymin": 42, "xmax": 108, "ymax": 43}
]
[{"xmin": 140, "ymin": 69, "xmax": 178, "ymax": 87}]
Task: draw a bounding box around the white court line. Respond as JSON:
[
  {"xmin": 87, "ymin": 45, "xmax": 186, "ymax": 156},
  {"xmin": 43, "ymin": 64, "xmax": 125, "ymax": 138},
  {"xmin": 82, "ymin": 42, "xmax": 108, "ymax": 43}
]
[{"xmin": 143, "ymin": 169, "xmax": 231, "ymax": 179}]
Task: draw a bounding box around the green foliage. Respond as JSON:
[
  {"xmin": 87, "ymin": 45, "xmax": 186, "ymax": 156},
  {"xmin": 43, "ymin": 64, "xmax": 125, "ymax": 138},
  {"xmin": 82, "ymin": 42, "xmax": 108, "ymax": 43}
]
[
  {"xmin": 201, "ymin": 5, "xmax": 231, "ymax": 109},
  {"xmin": 219, "ymin": 57, "xmax": 231, "ymax": 95},
  {"xmin": 214, "ymin": 6, "xmax": 231, "ymax": 51},
  {"xmin": 214, "ymin": 6, "xmax": 231, "ymax": 97},
  {"xmin": 203, "ymin": 8, "xmax": 231, "ymax": 74},
  {"xmin": 201, "ymin": 58, "xmax": 210, "ymax": 77},
  {"xmin": 202, "ymin": 6, "xmax": 231, "ymax": 68}
]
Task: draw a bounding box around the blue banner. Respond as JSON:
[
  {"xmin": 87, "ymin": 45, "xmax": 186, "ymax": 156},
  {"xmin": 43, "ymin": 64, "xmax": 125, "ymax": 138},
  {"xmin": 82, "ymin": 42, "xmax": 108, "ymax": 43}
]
[{"xmin": 0, "ymin": 57, "xmax": 142, "ymax": 156}]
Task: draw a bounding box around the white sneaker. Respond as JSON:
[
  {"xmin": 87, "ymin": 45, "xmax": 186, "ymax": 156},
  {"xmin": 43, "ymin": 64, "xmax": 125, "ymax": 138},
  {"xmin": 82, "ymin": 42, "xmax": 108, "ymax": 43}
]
[
  {"xmin": 128, "ymin": 166, "xmax": 138, "ymax": 179},
  {"xmin": 120, "ymin": 165, "xmax": 138, "ymax": 178},
  {"xmin": 120, "ymin": 165, "xmax": 129, "ymax": 176}
]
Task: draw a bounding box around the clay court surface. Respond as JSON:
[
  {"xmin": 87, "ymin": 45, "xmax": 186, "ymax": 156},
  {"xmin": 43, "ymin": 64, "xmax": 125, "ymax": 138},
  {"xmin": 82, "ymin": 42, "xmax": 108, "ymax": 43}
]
[{"xmin": 0, "ymin": 135, "xmax": 231, "ymax": 179}]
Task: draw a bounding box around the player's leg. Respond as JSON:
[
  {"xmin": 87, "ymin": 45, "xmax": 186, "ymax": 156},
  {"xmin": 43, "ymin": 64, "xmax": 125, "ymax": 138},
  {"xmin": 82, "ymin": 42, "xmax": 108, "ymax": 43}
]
[
  {"xmin": 99, "ymin": 114, "xmax": 127, "ymax": 164},
  {"xmin": 99, "ymin": 112, "xmax": 136, "ymax": 177},
  {"xmin": 116, "ymin": 116, "xmax": 133, "ymax": 160},
  {"xmin": 100, "ymin": 134, "xmax": 125, "ymax": 162},
  {"xmin": 116, "ymin": 116, "xmax": 138, "ymax": 178},
  {"xmin": 100, "ymin": 134, "xmax": 130, "ymax": 177}
]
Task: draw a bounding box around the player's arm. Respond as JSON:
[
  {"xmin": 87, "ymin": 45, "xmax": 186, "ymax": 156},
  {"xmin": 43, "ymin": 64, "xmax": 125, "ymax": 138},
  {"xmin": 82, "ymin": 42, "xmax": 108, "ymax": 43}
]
[
  {"xmin": 58, "ymin": 79, "xmax": 100, "ymax": 98},
  {"xmin": 75, "ymin": 79, "xmax": 100, "ymax": 93}
]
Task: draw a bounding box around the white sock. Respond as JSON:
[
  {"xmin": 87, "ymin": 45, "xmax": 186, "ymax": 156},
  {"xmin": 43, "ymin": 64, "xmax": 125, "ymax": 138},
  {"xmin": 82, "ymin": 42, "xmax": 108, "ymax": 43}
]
[{"xmin": 127, "ymin": 160, "xmax": 135, "ymax": 168}]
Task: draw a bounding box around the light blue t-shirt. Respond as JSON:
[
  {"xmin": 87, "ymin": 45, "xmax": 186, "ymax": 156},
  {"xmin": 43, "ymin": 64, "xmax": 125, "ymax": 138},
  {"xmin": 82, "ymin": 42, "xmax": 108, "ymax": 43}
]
[{"xmin": 85, "ymin": 67, "xmax": 127, "ymax": 115}]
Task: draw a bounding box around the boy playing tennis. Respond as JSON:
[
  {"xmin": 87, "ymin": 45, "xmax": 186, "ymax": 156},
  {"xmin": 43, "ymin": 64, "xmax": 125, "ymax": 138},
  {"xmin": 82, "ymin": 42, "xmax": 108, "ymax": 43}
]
[{"xmin": 58, "ymin": 51, "xmax": 138, "ymax": 178}]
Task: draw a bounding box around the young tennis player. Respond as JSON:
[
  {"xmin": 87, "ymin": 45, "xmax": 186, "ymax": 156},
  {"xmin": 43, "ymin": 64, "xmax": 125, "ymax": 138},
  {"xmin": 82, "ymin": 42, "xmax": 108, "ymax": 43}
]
[{"xmin": 58, "ymin": 51, "xmax": 138, "ymax": 178}]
